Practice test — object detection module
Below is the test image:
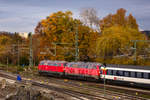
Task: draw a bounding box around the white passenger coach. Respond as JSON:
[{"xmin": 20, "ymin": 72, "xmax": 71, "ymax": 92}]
[{"xmin": 101, "ymin": 64, "xmax": 150, "ymax": 87}]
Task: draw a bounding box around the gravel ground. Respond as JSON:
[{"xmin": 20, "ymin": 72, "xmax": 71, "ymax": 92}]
[
  {"xmin": 0, "ymin": 82, "xmax": 72, "ymax": 100},
  {"xmin": 0, "ymin": 83, "xmax": 16, "ymax": 100}
]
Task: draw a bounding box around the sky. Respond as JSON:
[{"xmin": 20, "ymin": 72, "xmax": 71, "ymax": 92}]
[{"xmin": 0, "ymin": 0, "xmax": 150, "ymax": 33}]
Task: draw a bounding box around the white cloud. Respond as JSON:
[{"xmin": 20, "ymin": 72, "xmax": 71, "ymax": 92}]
[{"xmin": 0, "ymin": 0, "xmax": 150, "ymax": 32}]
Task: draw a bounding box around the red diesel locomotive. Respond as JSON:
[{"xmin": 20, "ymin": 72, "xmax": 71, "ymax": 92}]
[
  {"xmin": 38, "ymin": 60, "xmax": 103, "ymax": 80},
  {"xmin": 38, "ymin": 60, "xmax": 67, "ymax": 76}
]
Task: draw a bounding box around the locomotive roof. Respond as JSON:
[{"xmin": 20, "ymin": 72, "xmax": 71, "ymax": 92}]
[
  {"xmin": 67, "ymin": 62, "xmax": 102, "ymax": 65},
  {"xmin": 40, "ymin": 60, "xmax": 67, "ymax": 63},
  {"xmin": 107, "ymin": 64, "xmax": 150, "ymax": 70}
]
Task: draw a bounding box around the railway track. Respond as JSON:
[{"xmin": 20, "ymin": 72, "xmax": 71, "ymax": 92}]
[
  {"xmin": 0, "ymin": 71, "xmax": 107, "ymax": 100},
  {"xmin": 32, "ymin": 81, "xmax": 108, "ymax": 100},
  {"xmin": 35, "ymin": 75, "xmax": 149, "ymax": 100},
  {"xmin": 0, "ymin": 70, "xmax": 150, "ymax": 100}
]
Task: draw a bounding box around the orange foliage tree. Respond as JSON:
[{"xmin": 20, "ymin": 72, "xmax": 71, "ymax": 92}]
[{"xmin": 34, "ymin": 11, "xmax": 99, "ymax": 61}]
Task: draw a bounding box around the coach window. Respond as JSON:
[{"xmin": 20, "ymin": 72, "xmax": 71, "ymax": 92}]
[
  {"xmin": 131, "ymin": 72, "xmax": 135, "ymax": 78},
  {"xmin": 137, "ymin": 72, "xmax": 142, "ymax": 78},
  {"xmin": 113, "ymin": 70, "xmax": 117, "ymax": 76},
  {"xmin": 124, "ymin": 71, "xmax": 130, "ymax": 77},
  {"xmin": 107, "ymin": 70, "xmax": 112, "ymax": 75},
  {"xmin": 118, "ymin": 71, "xmax": 124, "ymax": 76},
  {"xmin": 143, "ymin": 73, "xmax": 149, "ymax": 79},
  {"xmin": 141, "ymin": 73, "xmax": 144, "ymax": 78},
  {"xmin": 116, "ymin": 71, "xmax": 120, "ymax": 76},
  {"xmin": 111, "ymin": 70, "xmax": 113, "ymax": 75}
]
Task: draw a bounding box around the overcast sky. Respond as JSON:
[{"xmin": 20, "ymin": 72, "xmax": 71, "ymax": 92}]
[{"xmin": 0, "ymin": 0, "xmax": 150, "ymax": 33}]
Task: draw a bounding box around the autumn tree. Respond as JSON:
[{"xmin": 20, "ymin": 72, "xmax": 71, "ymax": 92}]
[
  {"xmin": 0, "ymin": 32, "xmax": 28, "ymax": 65},
  {"xmin": 126, "ymin": 14, "xmax": 138, "ymax": 30},
  {"xmin": 113, "ymin": 8, "xmax": 127, "ymax": 26},
  {"xmin": 100, "ymin": 8, "xmax": 139, "ymax": 32},
  {"xmin": 96, "ymin": 26, "xmax": 146, "ymax": 57},
  {"xmin": 96, "ymin": 8, "xmax": 148, "ymax": 65},
  {"xmin": 34, "ymin": 11, "xmax": 98, "ymax": 61}
]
